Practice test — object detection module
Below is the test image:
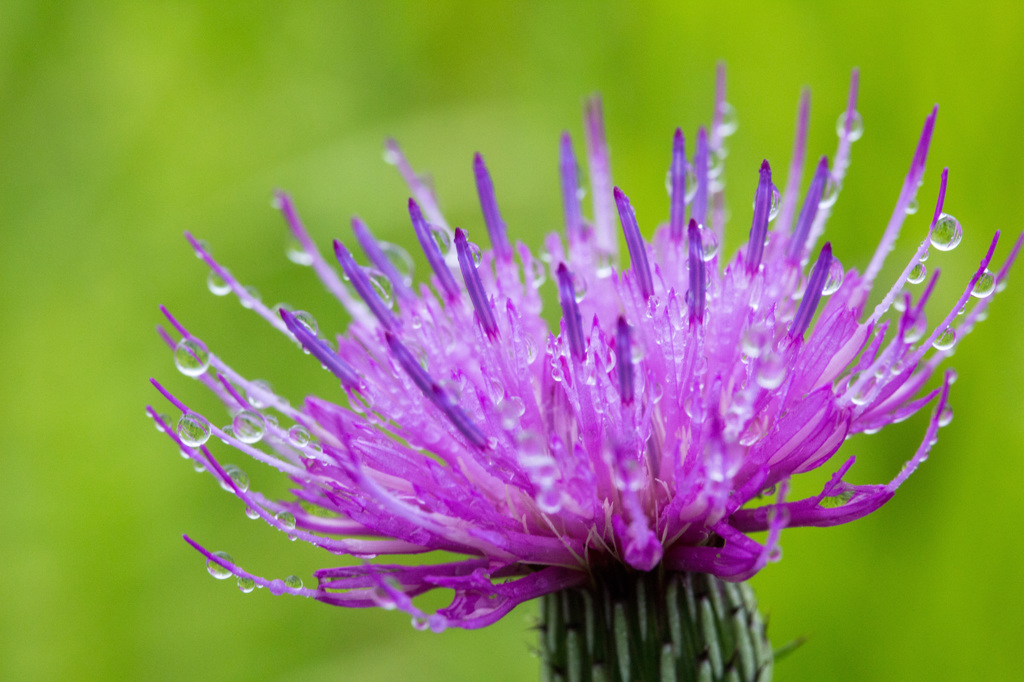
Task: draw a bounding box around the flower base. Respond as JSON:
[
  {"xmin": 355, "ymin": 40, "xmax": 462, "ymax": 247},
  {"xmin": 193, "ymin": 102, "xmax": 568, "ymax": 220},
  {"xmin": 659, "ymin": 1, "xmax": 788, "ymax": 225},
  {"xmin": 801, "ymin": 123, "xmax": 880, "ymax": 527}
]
[{"xmin": 539, "ymin": 569, "xmax": 773, "ymax": 682}]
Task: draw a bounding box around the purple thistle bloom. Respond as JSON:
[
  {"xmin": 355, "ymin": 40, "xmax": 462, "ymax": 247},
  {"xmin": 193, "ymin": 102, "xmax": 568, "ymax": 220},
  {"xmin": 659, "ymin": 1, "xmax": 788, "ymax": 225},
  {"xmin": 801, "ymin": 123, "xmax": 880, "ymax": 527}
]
[{"xmin": 150, "ymin": 68, "xmax": 1021, "ymax": 634}]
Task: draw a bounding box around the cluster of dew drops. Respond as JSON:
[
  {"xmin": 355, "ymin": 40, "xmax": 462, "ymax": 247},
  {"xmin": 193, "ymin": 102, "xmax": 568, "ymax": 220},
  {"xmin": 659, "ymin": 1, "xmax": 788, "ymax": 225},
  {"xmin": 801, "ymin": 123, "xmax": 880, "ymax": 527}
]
[{"xmin": 153, "ymin": 104, "xmax": 1001, "ymax": 591}]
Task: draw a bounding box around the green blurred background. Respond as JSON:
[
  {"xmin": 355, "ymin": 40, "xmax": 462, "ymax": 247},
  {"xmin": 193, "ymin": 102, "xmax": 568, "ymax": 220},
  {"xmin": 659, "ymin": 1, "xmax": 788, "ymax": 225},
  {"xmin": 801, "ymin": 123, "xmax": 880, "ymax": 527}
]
[{"xmin": 3, "ymin": 1, "xmax": 1023, "ymax": 679}]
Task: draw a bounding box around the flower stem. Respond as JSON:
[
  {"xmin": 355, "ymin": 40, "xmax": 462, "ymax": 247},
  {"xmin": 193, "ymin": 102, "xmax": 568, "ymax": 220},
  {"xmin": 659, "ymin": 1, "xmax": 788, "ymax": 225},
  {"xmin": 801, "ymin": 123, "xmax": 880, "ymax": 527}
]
[{"xmin": 539, "ymin": 569, "xmax": 773, "ymax": 682}]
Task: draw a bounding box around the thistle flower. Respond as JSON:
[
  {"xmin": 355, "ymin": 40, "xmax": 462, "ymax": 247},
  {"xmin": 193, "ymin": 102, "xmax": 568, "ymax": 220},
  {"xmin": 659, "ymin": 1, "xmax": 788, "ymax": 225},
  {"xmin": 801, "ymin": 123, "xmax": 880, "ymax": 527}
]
[{"xmin": 150, "ymin": 67, "xmax": 1020, "ymax": 679}]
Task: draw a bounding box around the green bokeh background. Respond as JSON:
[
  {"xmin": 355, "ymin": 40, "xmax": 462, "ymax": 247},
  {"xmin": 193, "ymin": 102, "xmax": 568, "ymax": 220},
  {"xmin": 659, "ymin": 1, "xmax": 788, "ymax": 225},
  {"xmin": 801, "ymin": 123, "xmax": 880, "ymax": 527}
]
[{"xmin": 3, "ymin": 1, "xmax": 1023, "ymax": 680}]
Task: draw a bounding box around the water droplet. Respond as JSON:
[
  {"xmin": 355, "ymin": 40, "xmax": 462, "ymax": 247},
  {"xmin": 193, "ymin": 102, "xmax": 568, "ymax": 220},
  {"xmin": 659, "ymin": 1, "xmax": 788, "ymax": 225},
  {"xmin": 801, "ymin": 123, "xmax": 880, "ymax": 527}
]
[
  {"xmin": 174, "ymin": 338, "xmax": 211, "ymax": 377},
  {"xmin": 527, "ymin": 258, "xmax": 547, "ymax": 287},
  {"xmin": 292, "ymin": 310, "xmax": 318, "ymax": 336},
  {"xmin": 971, "ymin": 268, "xmax": 995, "ymax": 298},
  {"xmin": 819, "ymin": 175, "xmax": 841, "ymax": 209},
  {"xmin": 237, "ymin": 576, "xmax": 255, "ymax": 593},
  {"xmin": 284, "ymin": 575, "xmax": 303, "ymax": 589},
  {"xmin": 741, "ymin": 325, "xmax": 768, "ymax": 358},
  {"xmin": 275, "ymin": 511, "xmax": 296, "ymax": 531},
  {"xmin": 247, "ymin": 379, "xmax": 272, "ymax": 409},
  {"xmin": 904, "ymin": 317, "xmax": 926, "ymax": 343},
  {"xmin": 286, "ymin": 237, "xmax": 313, "ymax": 266},
  {"xmin": 938, "ymin": 405, "xmax": 954, "ymax": 427},
  {"xmin": 429, "ymin": 224, "xmax": 451, "ymax": 255},
  {"xmin": 836, "ymin": 109, "xmax": 864, "ymax": 142},
  {"xmin": 223, "ymin": 464, "xmax": 250, "ymax": 493},
  {"xmin": 153, "ymin": 412, "xmax": 171, "ymax": 433},
  {"xmin": 717, "ymin": 101, "xmax": 739, "ymax": 137},
  {"xmin": 851, "ymin": 377, "xmax": 876, "ymax": 406},
  {"xmin": 536, "ymin": 487, "xmax": 562, "ymax": 514},
  {"xmin": 364, "ymin": 268, "xmax": 395, "ymax": 309},
  {"xmin": 207, "ymin": 270, "xmax": 231, "ymax": 296},
  {"xmin": 499, "ymin": 396, "xmax": 526, "ymax": 430},
  {"xmin": 244, "ymin": 506, "xmax": 260, "ymax": 520},
  {"xmin": 232, "ymin": 410, "xmax": 266, "ymax": 444},
  {"xmin": 755, "ymin": 354, "xmax": 786, "ymax": 390},
  {"xmin": 932, "ymin": 327, "xmax": 956, "ymax": 351},
  {"xmin": 754, "ymin": 185, "xmax": 783, "ymax": 221},
  {"xmin": 240, "ymin": 285, "xmax": 261, "ymax": 309},
  {"xmin": 907, "ymin": 263, "xmax": 927, "ymax": 284},
  {"xmin": 467, "ymin": 242, "xmax": 483, "ymax": 267},
  {"xmin": 206, "ymin": 551, "xmax": 234, "ymax": 580},
  {"xmin": 684, "ymin": 167, "xmax": 698, "ymax": 202},
  {"xmin": 931, "ymin": 214, "xmax": 963, "ymax": 251},
  {"xmin": 379, "ymin": 242, "xmax": 414, "ymax": 286},
  {"xmin": 698, "ymin": 226, "xmax": 720, "ymax": 262},
  {"xmin": 177, "ymin": 412, "xmax": 211, "ymax": 447},
  {"xmin": 905, "ymin": 197, "xmax": 919, "ymax": 215},
  {"xmin": 822, "ymin": 257, "xmax": 845, "ymax": 295},
  {"xmin": 288, "ymin": 424, "xmax": 311, "ymax": 447},
  {"xmin": 768, "ymin": 184, "xmax": 782, "ymax": 221},
  {"xmin": 572, "ymin": 273, "xmax": 588, "ymax": 302}
]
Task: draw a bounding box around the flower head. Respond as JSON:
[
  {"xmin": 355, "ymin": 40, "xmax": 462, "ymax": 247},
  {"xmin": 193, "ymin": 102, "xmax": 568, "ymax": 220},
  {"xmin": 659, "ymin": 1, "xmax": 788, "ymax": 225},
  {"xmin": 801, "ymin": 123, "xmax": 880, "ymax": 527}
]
[{"xmin": 150, "ymin": 67, "xmax": 1021, "ymax": 631}]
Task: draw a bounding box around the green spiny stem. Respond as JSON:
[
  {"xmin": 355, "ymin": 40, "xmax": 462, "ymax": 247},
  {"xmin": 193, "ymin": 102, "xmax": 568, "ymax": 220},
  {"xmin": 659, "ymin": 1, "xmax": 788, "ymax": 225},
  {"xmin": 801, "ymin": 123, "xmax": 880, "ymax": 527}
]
[{"xmin": 539, "ymin": 568, "xmax": 773, "ymax": 682}]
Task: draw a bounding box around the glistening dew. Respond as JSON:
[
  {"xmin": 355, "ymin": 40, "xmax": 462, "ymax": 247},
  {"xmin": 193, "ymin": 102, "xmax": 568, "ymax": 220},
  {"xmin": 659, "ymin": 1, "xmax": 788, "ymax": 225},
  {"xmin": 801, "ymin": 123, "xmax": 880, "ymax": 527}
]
[{"xmin": 149, "ymin": 67, "xmax": 1020, "ymax": 676}]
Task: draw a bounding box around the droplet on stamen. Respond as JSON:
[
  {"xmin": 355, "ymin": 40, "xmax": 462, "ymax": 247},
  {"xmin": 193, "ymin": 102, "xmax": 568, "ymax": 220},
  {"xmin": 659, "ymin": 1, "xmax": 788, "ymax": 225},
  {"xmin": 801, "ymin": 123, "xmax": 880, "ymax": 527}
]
[{"xmin": 931, "ymin": 214, "xmax": 963, "ymax": 251}]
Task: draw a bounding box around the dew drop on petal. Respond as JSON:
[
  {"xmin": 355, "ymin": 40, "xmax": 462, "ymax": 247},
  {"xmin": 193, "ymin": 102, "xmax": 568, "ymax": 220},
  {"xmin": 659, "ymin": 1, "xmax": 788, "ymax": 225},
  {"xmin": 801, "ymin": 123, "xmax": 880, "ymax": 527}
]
[
  {"xmin": 932, "ymin": 327, "xmax": 956, "ymax": 351},
  {"xmin": 938, "ymin": 406, "xmax": 954, "ymax": 427},
  {"xmin": 232, "ymin": 410, "xmax": 266, "ymax": 444},
  {"xmin": 908, "ymin": 263, "xmax": 927, "ymax": 284},
  {"xmin": 237, "ymin": 577, "xmax": 256, "ymax": 593},
  {"xmin": 755, "ymin": 354, "xmax": 786, "ymax": 390},
  {"xmin": 527, "ymin": 258, "xmax": 547, "ymax": 287},
  {"xmin": 537, "ymin": 487, "xmax": 562, "ymax": 514},
  {"xmin": 206, "ymin": 551, "xmax": 234, "ymax": 580},
  {"xmin": 292, "ymin": 310, "xmax": 318, "ymax": 336},
  {"xmin": 429, "ymin": 224, "xmax": 451, "ymax": 255},
  {"xmin": 244, "ymin": 506, "xmax": 260, "ymax": 520},
  {"xmin": 698, "ymin": 226, "xmax": 720, "ymax": 262},
  {"xmin": 822, "ymin": 257, "xmax": 845, "ymax": 295},
  {"xmin": 717, "ymin": 101, "xmax": 738, "ymax": 137},
  {"xmin": 207, "ymin": 270, "xmax": 231, "ymax": 296},
  {"xmin": 286, "ymin": 237, "xmax": 314, "ymax": 266},
  {"xmin": 768, "ymin": 184, "xmax": 782, "ymax": 221},
  {"xmin": 275, "ymin": 511, "xmax": 296, "ymax": 531},
  {"xmin": 247, "ymin": 379, "xmax": 272, "ymax": 409},
  {"xmin": 684, "ymin": 167, "xmax": 698, "ymax": 202},
  {"xmin": 572, "ymin": 272, "xmax": 588, "ymax": 302},
  {"xmin": 819, "ymin": 175, "xmax": 840, "ymax": 209},
  {"xmin": 288, "ymin": 424, "xmax": 311, "ymax": 447},
  {"xmin": 240, "ymin": 285, "xmax": 261, "ymax": 309},
  {"xmin": 365, "ymin": 269, "xmax": 395, "ymax": 309},
  {"xmin": 174, "ymin": 338, "xmax": 211, "ymax": 377},
  {"xmin": 836, "ymin": 109, "xmax": 864, "ymax": 142},
  {"xmin": 971, "ymin": 269, "xmax": 995, "ymax": 298},
  {"xmin": 177, "ymin": 412, "xmax": 211, "ymax": 447},
  {"xmin": 222, "ymin": 464, "xmax": 250, "ymax": 493},
  {"xmin": 931, "ymin": 214, "xmax": 963, "ymax": 251},
  {"xmin": 905, "ymin": 197, "xmax": 919, "ymax": 215},
  {"xmin": 379, "ymin": 242, "xmax": 414, "ymax": 286}
]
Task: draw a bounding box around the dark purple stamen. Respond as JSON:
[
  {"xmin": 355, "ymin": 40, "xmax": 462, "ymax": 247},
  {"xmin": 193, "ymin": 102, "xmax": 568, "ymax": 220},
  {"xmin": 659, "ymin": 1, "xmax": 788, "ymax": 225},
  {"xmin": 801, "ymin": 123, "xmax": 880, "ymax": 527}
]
[
  {"xmin": 454, "ymin": 228, "xmax": 499, "ymax": 339},
  {"xmin": 691, "ymin": 127, "xmax": 709, "ymax": 227},
  {"xmin": 279, "ymin": 308, "xmax": 361, "ymax": 389},
  {"xmin": 669, "ymin": 128, "xmax": 688, "ymax": 242},
  {"xmin": 473, "ymin": 153, "xmax": 512, "ymax": 262},
  {"xmin": 559, "ymin": 132, "xmax": 583, "ymax": 241},
  {"xmin": 334, "ymin": 240, "xmax": 397, "ymax": 330},
  {"xmin": 615, "ymin": 317, "xmax": 634, "ymax": 405},
  {"xmin": 745, "ymin": 160, "xmax": 773, "ymax": 272},
  {"xmin": 787, "ymin": 156, "xmax": 830, "ymax": 263},
  {"xmin": 384, "ymin": 332, "xmax": 487, "ymax": 448},
  {"xmin": 351, "ymin": 216, "xmax": 415, "ymax": 304},
  {"xmin": 408, "ymin": 199, "xmax": 461, "ymax": 301},
  {"xmin": 790, "ymin": 243, "xmax": 834, "ymax": 339},
  {"xmin": 687, "ymin": 218, "xmax": 706, "ymax": 322},
  {"xmin": 614, "ymin": 187, "xmax": 654, "ymax": 300},
  {"xmin": 556, "ymin": 263, "xmax": 585, "ymax": 361}
]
